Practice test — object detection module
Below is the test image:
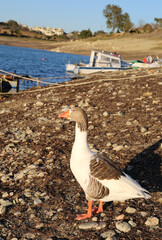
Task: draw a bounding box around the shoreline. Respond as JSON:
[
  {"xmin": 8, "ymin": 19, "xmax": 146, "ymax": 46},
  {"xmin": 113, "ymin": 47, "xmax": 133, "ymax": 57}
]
[{"xmin": 0, "ymin": 35, "xmax": 162, "ymax": 60}]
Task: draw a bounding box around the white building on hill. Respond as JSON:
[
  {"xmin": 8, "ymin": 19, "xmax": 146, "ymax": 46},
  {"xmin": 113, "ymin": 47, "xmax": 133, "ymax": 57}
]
[{"xmin": 32, "ymin": 26, "xmax": 64, "ymax": 36}]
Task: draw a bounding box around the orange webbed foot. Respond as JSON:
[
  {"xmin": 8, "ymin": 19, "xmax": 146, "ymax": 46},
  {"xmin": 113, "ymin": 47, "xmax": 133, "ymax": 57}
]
[{"xmin": 75, "ymin": 213, "xmax": 92, "ymax": 220}]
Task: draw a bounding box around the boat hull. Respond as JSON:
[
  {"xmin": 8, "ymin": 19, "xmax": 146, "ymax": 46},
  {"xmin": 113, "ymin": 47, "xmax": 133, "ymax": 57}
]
[
  {"xmin": 66, "ymin": 64, "xmax": 131, "ymax": 74},
  {"xmin": 132, "ymin": 62, "xmax": 161, "ymax": 69}
]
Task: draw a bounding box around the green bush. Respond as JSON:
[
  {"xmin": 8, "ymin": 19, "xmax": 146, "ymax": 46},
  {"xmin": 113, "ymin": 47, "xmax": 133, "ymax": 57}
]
[
  {"xmin": 79, "ymin": 29, "xmax": 92, "ymax": 39},
  {"xmin": 143, "ymin": 24, "xmax": 153, "ymax": 33}
]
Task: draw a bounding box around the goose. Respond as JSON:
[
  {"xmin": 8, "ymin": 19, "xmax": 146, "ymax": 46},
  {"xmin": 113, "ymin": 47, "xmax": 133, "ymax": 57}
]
[{"xmin": 59, "ymin": 107, "xmax": 151, "ymax": 220}]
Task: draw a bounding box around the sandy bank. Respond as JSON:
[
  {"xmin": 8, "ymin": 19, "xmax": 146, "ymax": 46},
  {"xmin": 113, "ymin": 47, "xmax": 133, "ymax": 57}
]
[{"xmin": 0, "ymin": 34, "xmax": 162, "ymax": 60}]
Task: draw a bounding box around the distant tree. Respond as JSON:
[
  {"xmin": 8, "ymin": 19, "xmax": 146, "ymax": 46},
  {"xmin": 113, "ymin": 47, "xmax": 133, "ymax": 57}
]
[
  {"xmin": 15, "ymin": 29, "xmax": 22, "ymax": 37},
  {"xmin": 7, "ymin": 20, "xmax": 19, "ymax": 29},
  {"xmin": 10, "ymin": 29, "xmax": 14, "ymax": 35},
  {"xmin": 103, "ymin": 4, "xmax": 122, "ymax": 33},
  {"xmin": 103, "ymin": 4, "xmax": 133, "ymax": 33},
  {"xmin": 120, "ymin": 12, "xmax": 133, "ymax": 32},
  {"xmin": 79, "ymin": 29, "xmax": 92, "ymax": 38},
  {"xmin": 154, "ymin": 18, "xmax": 162, "ymax": 28}
]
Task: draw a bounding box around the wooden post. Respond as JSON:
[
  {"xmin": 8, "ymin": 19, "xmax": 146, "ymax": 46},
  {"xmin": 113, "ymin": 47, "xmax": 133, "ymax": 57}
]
[{"xmin": 0, "ymin": 78, "xmax": 2, "ymax": 92}]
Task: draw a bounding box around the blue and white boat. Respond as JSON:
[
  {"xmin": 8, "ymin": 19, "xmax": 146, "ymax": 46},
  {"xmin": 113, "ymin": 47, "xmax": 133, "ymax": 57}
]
[{"xmin": 66, "ymin": 49, "xmax": 132, "ymax": 74}]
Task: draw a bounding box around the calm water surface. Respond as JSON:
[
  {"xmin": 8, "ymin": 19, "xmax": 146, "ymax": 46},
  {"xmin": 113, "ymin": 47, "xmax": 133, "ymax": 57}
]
[{"xmin": 0, "ymin": 45, "xmax": 89, "ymax": 90}]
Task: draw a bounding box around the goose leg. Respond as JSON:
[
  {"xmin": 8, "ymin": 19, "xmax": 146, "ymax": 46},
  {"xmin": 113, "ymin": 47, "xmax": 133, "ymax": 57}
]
[
  {"xmin": 96, "ymin": 201, "xmax": 103, "ymax": 213},
  {"xmin": 75, "ymin": 201, "xmax": 93, "ymax": 220}
]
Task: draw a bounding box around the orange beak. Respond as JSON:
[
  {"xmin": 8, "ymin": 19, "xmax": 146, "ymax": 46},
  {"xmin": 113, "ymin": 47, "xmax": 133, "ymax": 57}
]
[{"xmin": 59, "ymin": 109, "xmax": 70, "ymax": 119}]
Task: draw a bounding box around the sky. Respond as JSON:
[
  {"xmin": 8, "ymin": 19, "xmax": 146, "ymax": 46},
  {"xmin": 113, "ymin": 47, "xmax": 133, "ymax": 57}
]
[{"xmin": 0, "ymin": 0, "xmax": 162, "ymax": 33}]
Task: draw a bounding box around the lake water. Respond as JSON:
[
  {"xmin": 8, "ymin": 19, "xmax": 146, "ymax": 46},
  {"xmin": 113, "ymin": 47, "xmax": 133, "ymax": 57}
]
[{"xmin": 0, "ymin": 45, "xmax": 89, "ymax": 91}]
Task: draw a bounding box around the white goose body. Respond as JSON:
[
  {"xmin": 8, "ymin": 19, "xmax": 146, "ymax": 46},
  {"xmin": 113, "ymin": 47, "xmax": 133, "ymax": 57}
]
[
  {"xmin": 59, "ymin": 107, "xmax": 150, "ymax": 219},
  {"xmin": 70, "ymin": 123, "xmax": 94, "ymax": 191}
]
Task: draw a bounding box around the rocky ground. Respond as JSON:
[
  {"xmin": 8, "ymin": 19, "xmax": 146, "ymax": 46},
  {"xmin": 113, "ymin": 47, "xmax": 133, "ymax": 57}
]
[{"xmin": 0, "ymin": 68, "xmax": 162, "ymax": 239}]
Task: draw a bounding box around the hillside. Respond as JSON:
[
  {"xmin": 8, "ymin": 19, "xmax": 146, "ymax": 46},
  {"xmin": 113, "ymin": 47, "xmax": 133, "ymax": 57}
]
[{"xmin": 0, "ymin": 28, "xmax": 162, "ymax": 60}]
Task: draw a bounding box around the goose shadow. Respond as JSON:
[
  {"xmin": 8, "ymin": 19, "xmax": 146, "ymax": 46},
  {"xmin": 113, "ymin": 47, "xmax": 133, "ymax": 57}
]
[{"xmin": 124, "ymin": 139, "xmax": 162, "ymax": 193}]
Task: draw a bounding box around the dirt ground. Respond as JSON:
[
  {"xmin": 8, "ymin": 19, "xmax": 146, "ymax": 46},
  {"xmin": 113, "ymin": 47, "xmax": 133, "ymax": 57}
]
[
  {"xmin": 0, "ymin": 68, "xmax": 162, "ymax": 239},
  {"xmin": 0, "ymin": 31, "xmax": 162, "ymax": 60}
]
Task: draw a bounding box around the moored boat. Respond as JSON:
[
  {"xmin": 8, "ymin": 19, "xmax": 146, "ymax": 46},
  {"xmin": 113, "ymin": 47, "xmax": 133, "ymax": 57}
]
[
  {"xmin": 131, "ymin": 56, "xmax": 161, "ymax": 69},
  {"xmin": 66, "ymin": 49, "xmax": 132, "ymax": 74},
  {"xmin": 0, "ymin": 74, "xmax": 19, "ymax": 93}
]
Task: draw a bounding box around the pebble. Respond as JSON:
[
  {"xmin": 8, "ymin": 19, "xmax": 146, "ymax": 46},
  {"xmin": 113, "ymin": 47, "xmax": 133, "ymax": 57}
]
[
  {"xmin": 78, "ymin": 221, "xmax": 106, "ymax": 230},
  {"xmin": 95, "ymin": 221, "xmax": 106, "ymax": 230},
  {"xmin": 0, "ymin": 206, "xmax": 6, "ymax": 215},
  {"xmin": 143, "ymin": 92, "xmax": 152, "ymax": 97},
  {"xmin": 113, "ymin": 144, "xmax": 123, "ymax": 151},
  {"xmin": 14, "ymin": 172, "xmax": 25, "ymax": 181},
  {"xmin": 117, "ymin": 111, "xmax": 125, "ymax": 116},
  {"xmin": 141, "ymin": 127, "xmax": 147, "ymax": 133},
  {"xmin": 0, "ymin": 200, "xmax": 13, "ymax": 207},
  {"xmin": 89, "ymin": 125, "xmax": 94, "ymax": 130},
  {"xmin": 33, "ymin": 198, "xmax": 42, "ymax": 205},
  {"xmin": 38, "ymin": 117, "xmax": 49, "ymax": 124},
  {"xmin": 126, "ymin": 121, "xmax": 132, "ymax": 126},
  {"xmin": 79, "ymin": 222, "xmax": 98, "ymax": 230},
  {"xmin": 115, "ymin": 221, "xmax": 131, "ymax": 232},
  {"xmin": 125, "ymin": 206, "xmax": 136, "ymax": 214},
  {"xmin": 145, "ymin": 216, "xmax": 159, "ymax": 226},
  {"xmin": 103, "ymin": 111, "xmax": 108, "ymax": 117},
  {"xmin": 2, "ymin": 192, "xmax": 9, "ymax": 198},
  {"xmin": 100, "ymin": 230, "xmax": 116, "ymax": 239},
  {"xmin": 140, "ymin": 211, "xmax": 148, "ymax": 217},
  {"xmin": 0, "ymin": 109, "xmax": 5, "ymax": 114},
  {"xmin": 128, "ymin": 220, "xmax": 137, "ymax": 227},
  {"xmin": 35, "ymin": 101, "xmax": 44, "ymax": 107},
  {"xmin": 35, "ymin": 223, "xmax": 44, "ymax": 229}
]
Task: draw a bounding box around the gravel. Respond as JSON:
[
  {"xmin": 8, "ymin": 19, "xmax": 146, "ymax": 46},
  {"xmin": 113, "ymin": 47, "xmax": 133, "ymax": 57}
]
[{"xmin": 0, "ymin": 68, "xmax": 161, "ymax": 239}]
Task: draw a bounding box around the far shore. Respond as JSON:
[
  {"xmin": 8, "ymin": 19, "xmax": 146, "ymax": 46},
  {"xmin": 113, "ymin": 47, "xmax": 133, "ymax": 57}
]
[{"xmin": 0, "ymin": 34, "xmax": 162, "ymax": 60}]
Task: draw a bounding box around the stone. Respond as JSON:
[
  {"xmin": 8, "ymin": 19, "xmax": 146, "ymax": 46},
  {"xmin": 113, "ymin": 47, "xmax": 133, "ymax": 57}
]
[
  {"xmin": 106, "ymin": 142, "xmax": 111, "ymax": 147},
  {"xmin": 105, "ymin": 236, "xmax": 116, "ymax": 240},
  {"xmin": 125, "ymin": 206, "xmax": 136, "ymax": 214},
  {"xmin": 103, "ymin": 111, "xmax": 108, "ymax": 117},
  {"xmin": 78, "ymin": 222, "xmax": 98, "ymax": 230},
  {"xmin": 117, "ymin": 111, "xmax": 125, "ymax": 116},
  {"xmin": 0, "ymin": 109, "xmax": 6, "ymax": 114},
  {"xmin": 140, "ymin": 211, "xmax": 148, "ymax": 217},
  {"xmin": 35, "ymin": 101, "xmax": 44, "ymax": 107},
  {"xmin": 92, "ymin": 216, "xmax": 98, "ymax": 221},
  {"xmin": 113, "ymin": 144, "xmax": 123, "ymax": 151},
  {"xmin": 115, "ymin": 221, "xmax": 131, "ymax": 232},
  {"xmin": 95, "ymin": 221, "xmax": 106, "ymax": 230},
  {"xmin": 26, "ymin": 127, "xmax": 33, "ymax": 135},
  {"xmin": 114, "ymin": 214, "xmax": 125, "ymax": 220},
  {"xmin": 126, "ymin": 121, "xmax": 132, "ymax": 126},
  {"xmin": 33, "ymin": 198, "xmax": 42, "ymax": 205},
  {"xmin": 89, "ymin": 125, "xmax": 94, "ymax": 130},
  {"xmin": 1, "ymin": 200, "xmax": 13, "ymax": 207},
  {"xmin": 141, "ymin": 127, "xmax": 147, "ymax": 133},
  {"xmin": 143, "ymin": 92, "xmax": 152, "ymax": 97},
  {"xmin": 38, "ymin": 117, "xmax": 49, "ymax": 124},
  {"xmin": 2, "ymin": 192, "xmax": 9, "ymax": 198},
  {"xmin": 14, "ymin": 171, "xmax": 25, "ymax": 181},
  {"xmin": 35, "ymin": 223, "xmax": 44, "ymax": 229},
  {"xmin": 0, "ymin": 205, "xmax": 6, "ymax": 215},
  {"xmin": 100, "ymin": 230, "xmax": 116, "ymax": 239},
  {"xmin": 145, "ymin": 216, "xmax": 159, "ymax": 226},
  {"xmin": 128, "ymin": 220, "xmax": 137, "ymax": 227}
]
